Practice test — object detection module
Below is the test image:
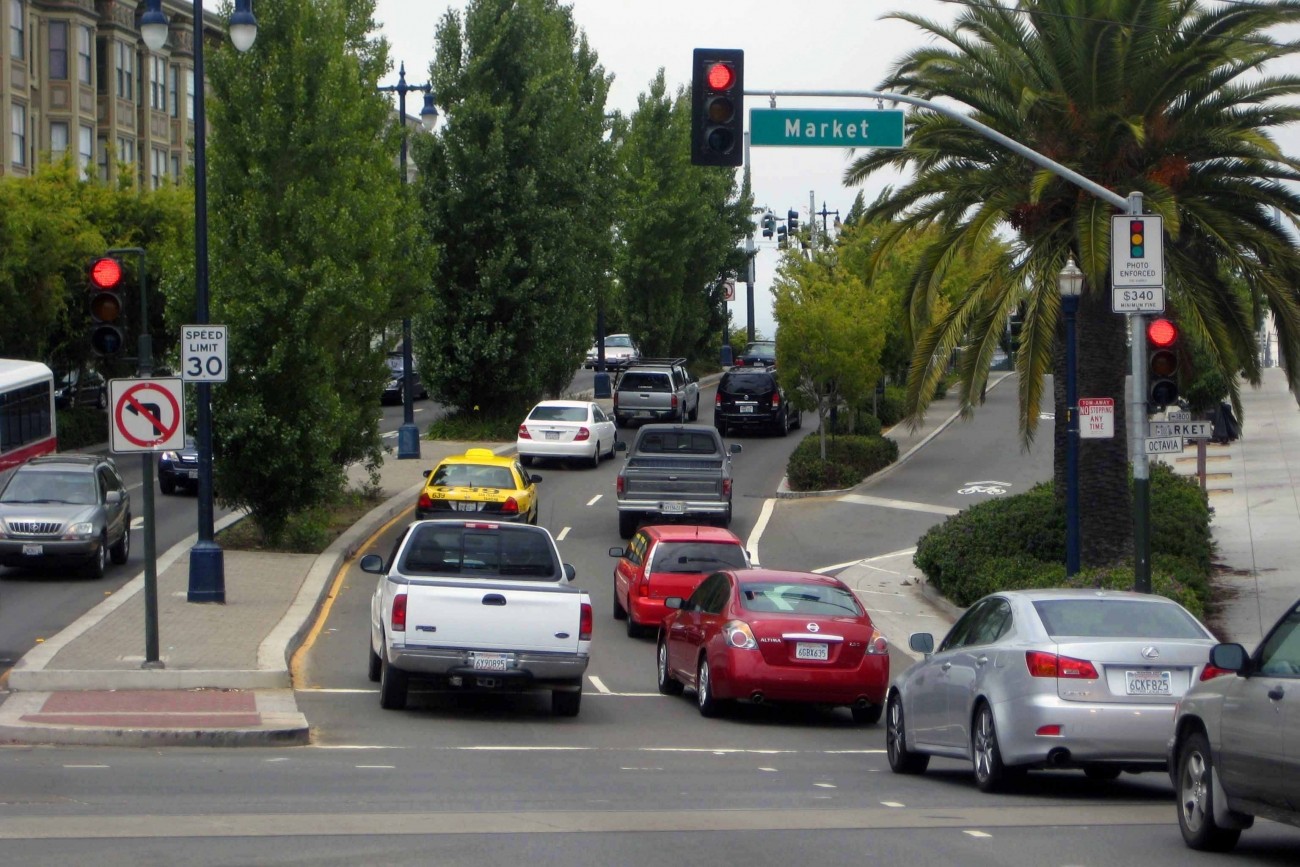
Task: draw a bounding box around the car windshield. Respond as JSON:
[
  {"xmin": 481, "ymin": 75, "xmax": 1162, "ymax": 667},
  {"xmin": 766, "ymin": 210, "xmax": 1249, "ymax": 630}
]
[
  {"xmin": 606, "ymin": 335, "xmax": 633, "ymax": 348},
  {"xmin": 618, "ymin": 372, "xmax": 670, "ymax": 392},
  {"xmin": 528, "ymin": 405, "xmax": 589, "ymax": 423},
  {"xmin": 650, "ymin": 541, "xmax": 748, "ymax": 574},
  {"xmin": 721, "ymin": 373, "xmax": 775, "ymax": 393},
  {"xmin": 1032, "ymin": 599, "xmax": 1208, "ymax": 639},
  {"xmin": 739, "ymin": 581, "xmax": 862, "ymax": 616},
  {"xmin": 745, "ymin": 342, "xmax": 775, "ymax": 354},
  {"xmin": 0, "ymin": 470, "xmax": 97, "ymax": 505},
  {"xmin": 400, "ymin": 524, "xmax": 559, "ymax": 580},
  {"xmin": 430, "ymin": 464, "xmax": 517, "ymax": 489},
  {"xmin": 636, "ymin": 430, "xmax": 718, "ymax": 455}
]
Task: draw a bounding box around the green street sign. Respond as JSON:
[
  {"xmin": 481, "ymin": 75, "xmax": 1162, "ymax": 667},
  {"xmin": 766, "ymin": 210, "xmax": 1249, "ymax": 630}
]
[{"xmin": 750, "ymin": 108, "xmax": 905, "ymax": 148}]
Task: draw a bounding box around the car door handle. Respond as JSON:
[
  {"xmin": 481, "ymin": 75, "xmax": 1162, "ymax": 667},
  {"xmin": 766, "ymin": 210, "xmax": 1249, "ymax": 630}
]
[
  {"xmin": 1268, "ymin": 685, "xmax": 1285, "ymax": 701},
  {"xmin": 482, "ymin": 594, "xmax": 506, "ymax": 606},
  {"xmin": 941, "ymin": 662, "xmax": 952, "ymax": 671},
  {"xmin": 976, "ymin": 656, "xmax": 989, "ymax": 666}
]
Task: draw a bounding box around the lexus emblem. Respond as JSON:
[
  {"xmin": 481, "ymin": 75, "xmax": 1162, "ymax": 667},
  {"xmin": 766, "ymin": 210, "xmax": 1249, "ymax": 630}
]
[
  {"xmin": 1142, "ymin": 646, "xmax": 1160, "ymax": 659},
  {"xmin": 806, "ymin": 622, "xmax": 820, "ymax": 633}
]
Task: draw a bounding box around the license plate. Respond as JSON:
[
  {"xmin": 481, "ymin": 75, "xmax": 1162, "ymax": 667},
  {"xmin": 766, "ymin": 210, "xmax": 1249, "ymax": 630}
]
[
  {"xmin": 453, "ymin": 501, "xmax": 482, "ymax": 512},
  {"xmin": 662, "ymin": 501, "xmax": 686, "ymax": 514},
  {"xmin": 545, "ymin": 431, "xmax": 560, "ymax": 440},
  {"xmin": 739, "ymin": 406, "xmax": 754, "ymax": 413},
  {"xmin": 796, "ymin": 642, "xmax": 829, "ymax": 660},
  {"xmin": 472, "ymin": 653, "xmax": 511, "ymax": 672},
  {"xmin": 187, "ymin": 470, "xmax": 198, "ymax": 479},
  {"xmin": 22, "ymin": 544, "xmax": 43, "ymax": 556},
  {"xmin": 1126, "ymin": 670, "xmax": 1171, "ymax": 695}
]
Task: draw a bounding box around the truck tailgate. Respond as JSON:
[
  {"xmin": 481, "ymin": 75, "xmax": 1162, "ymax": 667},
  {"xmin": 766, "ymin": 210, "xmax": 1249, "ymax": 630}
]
[
  {"xmin": 402, "ymin": 581, "xmax": 582, "ymax": 653},
  {"xmin": 623, "ymin": 458, "xmax": 723, "ymax": 497}
]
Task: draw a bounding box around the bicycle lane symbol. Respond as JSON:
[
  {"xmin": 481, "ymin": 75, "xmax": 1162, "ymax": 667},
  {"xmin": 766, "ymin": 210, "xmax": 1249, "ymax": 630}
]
[
  {"xmin": 114, "ymin": 382, "xmax": 181, "ymax": 449},
  {"xmin": 958, "ymin": 480, "xmax": 1011, "ymax": 496}
]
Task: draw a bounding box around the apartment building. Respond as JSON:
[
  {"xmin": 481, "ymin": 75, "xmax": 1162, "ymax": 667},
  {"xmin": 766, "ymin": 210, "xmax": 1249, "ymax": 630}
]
[{"xmin": 2, "ymin": 0, "xmax": 221, "ymax": 187}]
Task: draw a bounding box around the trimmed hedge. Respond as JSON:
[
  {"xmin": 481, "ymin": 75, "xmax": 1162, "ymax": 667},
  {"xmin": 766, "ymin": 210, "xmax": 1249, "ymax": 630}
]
[
  {"xmin": 56, "ymin": 407, "xmax": 108, "ymax": 451},
  {"xmin": 914, "ymin": 462, "xmax": 1214, "ymax": 615},
  {"xmin": 785, "ymin": 432, "xmax": 899, "ymax": 491}
]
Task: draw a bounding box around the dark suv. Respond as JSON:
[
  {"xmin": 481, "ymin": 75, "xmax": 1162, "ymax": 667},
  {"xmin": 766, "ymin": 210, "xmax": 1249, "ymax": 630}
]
[{"xmin": 714, "ymin": 366, "xmax": 800, "ymax": 437}]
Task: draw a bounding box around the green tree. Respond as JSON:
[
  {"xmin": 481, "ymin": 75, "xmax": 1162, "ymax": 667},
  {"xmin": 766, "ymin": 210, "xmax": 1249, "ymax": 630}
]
[
  {"xmin": 845, "ymin": 0, "xmax": 1300, "ymax": 566},
  {"xmin": 196, "ymin": 0, "xmax": 413, "ymax": 538},
  {"xmin": 413, "ymin": 0, "xmax": 615, "ymax": 415},
  {"xmin": 613, "ymin": 71, "xmax": 751, "ymax": 360}
]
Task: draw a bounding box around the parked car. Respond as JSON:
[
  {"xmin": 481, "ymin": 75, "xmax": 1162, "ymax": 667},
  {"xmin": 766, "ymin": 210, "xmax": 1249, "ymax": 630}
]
[
  {"xmin": 611, "ymin": 358, "xmax": 700, "ymax": 427},
  {"xmin": 886, "ymin": 589, "xmax": 1219, "ymax": 791},
  {"xmin": 53, "ymin": 369, "xmax": 107, "ymax": 410},
  {"xmin": 734, "ymin": 340, "xmax": 777, "ymax": 367},
  {"xmin": 158, "ymin": 435, "xmax": 199, "ymax": 495},
  {"xmin": 1170, "ymin": 597, "xmax": 1300, "ymax": 851},
  {"xmin": 0, "ymin": 454, "xmax": 130, "ymax": 578},
  {"xmin": 613, "ymin": 424, "xmax": 740, "ymax": 538},
  {"xmin": 585, "ymin": 333, "xmax": 640, "ymax": 370},
  {"xmin": 657, "ymin": 568, "xmax": 890, "ymax": 723},
  {"xmin": 517, "ymin": 400, "xmax": 617, "ymax": 468},
  {"xmin": 381, "ymin": 352, "xmax": 429, "ymax": 405},
  {"xmin": 714, "ymin": 366, "xmax": 800, "ymax": 437},
  {"xmin": 608, "ymin": 524, "xmax": 749, "ymax": 637},
  {"xmin": 417, "ymin": 448, "xmax": 540, "ymax": 524}
]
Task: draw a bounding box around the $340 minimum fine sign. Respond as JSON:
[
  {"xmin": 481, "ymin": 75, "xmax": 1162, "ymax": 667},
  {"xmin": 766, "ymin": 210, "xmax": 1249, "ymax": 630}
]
[{"xmin": 182, "ymin": 325, "xmax": 228, "ymax": 383}]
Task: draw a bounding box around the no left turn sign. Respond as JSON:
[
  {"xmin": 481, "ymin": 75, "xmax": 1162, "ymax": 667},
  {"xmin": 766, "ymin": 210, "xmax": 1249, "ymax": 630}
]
[{"xmin": 109, "ymin": 378, "xmax": 186, "ymax": 453}]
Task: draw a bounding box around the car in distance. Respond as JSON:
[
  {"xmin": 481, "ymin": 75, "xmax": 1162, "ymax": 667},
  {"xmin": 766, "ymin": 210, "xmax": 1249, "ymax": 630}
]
[
  {"xmin": 0, "ymin": 454, "xmax": 130, "ymax": 578},
  {"xmin": 1170, "ymin": 597, "xmax": 1300, "ymax": 851},
  {"xmin": 609, "ymin": 524, "xmax": 749, "ymax": 638},
  {"xmin": 714, "ymin": 366, "xmax": 801, "ymax": 437},
  {"xmin": 886, "ymin": 589, "xmax": 1219, "ymax": 791},
  {"xmin": 417, "ymin": 449, "xmax": 541, "ymax": 524},
  {"xmin": 611, "ymin": 358, "xmax": 700, "ymax": 428},
  {"xmin": 613, "ymin": 424, "xmax": 740, "ymax": 538},
  {"xmin": 734, "ymin": 340, "xmax": 776, "ymax": 367},
  {"xmin": 381, "ymin": 351, "xmax": 429, "ymax": 405},
  {"xmin": 657, "ymin": 568, "xmax": 890, "ymax": 723},
  {"xmin": 158, "ymin": 435, "xmax": 199, "ymax": 495},
  {"xmin": 53, "ymin": 368, "xmax": 107, "ymax": 410},
  {"xmin": 517, "ymin": 400, "xmax": 617, "ymax": 468},
  {"xmin": 585, "ymin": 333, "xmax": 640, "ymax": 370}
]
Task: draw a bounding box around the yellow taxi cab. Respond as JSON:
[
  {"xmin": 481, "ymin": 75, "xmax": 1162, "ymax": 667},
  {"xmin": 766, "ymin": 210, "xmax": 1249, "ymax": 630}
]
[{"xmin": 416, "ymin": 448, "xmax": 541, "ymax": 524}]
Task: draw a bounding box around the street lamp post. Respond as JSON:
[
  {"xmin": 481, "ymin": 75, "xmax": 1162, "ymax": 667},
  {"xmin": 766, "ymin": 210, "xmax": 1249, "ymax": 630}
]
[
  {"xmin": 1058, "ymin": 257, "xmax": 1084, "ymax": 577},
  {"xmin": 142, "ymin": 0, "xmax": 257, "ymax": 604},
  {"xmin": 377, "ymin": 63, "xmax": 437, "ymax": 461}
]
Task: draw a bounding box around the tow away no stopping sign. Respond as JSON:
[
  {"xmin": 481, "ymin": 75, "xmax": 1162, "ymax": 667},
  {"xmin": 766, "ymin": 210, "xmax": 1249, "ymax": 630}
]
[{"xmin": 109, "ymin": 378, "xmax": 186, "ymax": 453}]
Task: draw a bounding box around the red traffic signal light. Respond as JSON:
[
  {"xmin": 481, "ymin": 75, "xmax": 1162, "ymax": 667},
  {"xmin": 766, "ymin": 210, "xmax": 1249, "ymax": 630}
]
[
  {"xmin": 88, "ymin": 255, "xmax": 126, "ymax": 356},
  {"xmin": 706, "ymin": 62, "xmax": 734, "ymax": 91},
  {"xmin": 1146, "ymin": 317, "xmax": 1179, "ymax": 410},
  {"xmin": 691, "ymin": 48, "xmax": 744, "ymax": 167}
]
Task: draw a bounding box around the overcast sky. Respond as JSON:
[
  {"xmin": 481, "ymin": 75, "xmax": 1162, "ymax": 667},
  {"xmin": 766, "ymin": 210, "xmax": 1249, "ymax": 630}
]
[{"xmin": 370, "ymin": 0, "xmax": 1300, "ymax": 342}]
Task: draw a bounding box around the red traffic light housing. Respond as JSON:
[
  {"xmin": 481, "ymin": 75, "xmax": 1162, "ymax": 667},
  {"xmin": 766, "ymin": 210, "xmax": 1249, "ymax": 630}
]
[
  {"xmin": 1146, "ymin": 317, "xmax": 1179, "ymax": 411},
  {"xmin": 88, "ymin": 255, "xmax": 126, "ymax": 356},
  {"xmin": 691, "ymin": 48, "xmax": 744, "ymax": 167}
]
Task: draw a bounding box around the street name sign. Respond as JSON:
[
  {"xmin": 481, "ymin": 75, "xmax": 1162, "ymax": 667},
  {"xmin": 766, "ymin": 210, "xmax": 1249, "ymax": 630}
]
[
  {"xmin": 1150, "ymin": 421, "xmax": 1212, "ymax": 439},
  {"xmin": 182, "ymin": 324, "xmax": 228, "ymax": 383},
  {"xmin": 109, "ymin": 378, "xmax": 185, "ymax": 453},
  {"xmin": 1166, "ymin": 410, "xmax": 1192, "ymax": 421},
  {"xmin": 1078, "ymin": 397, "xmax": 1114, "ymax": 439},
  {"xmin": 1144, "ymin": 436, "xmax": 1186, "ymax": 455},
  {"xmin": 750, "ymin": 108, "xmax": 905, "ymax": 148}
]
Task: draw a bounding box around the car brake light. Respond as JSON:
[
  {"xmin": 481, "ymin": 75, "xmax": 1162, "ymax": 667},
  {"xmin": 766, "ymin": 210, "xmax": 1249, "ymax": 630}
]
[
  {"xmin": 418, "ymin": 491, "xmax": 433, "ymax": 510},
  {"xmin": 671, "ymin": 394, "xmax": 679, "ymax": 409},
  {"xmin": 463, "ymin": 522, "xmax": 501, "ymax": 529},
  {"xmin": 867, "ymin": 630, "xmax": 888, "ymax": 655},
  {"xmin": 575, "ymin": 426, "xmax": 590, "ymax": 441},
  {"xmin": 722, "ymin": 478, "xmax": 732, "ymax": 496},
  {"xmin": 715, "ymin": 392, "xmax": 722, "ymax": 406},
  {"xmin": 502, "ymin": 497, "xmax": 519, "ymax": 514},
  {"xmin": 612, "ymin": 392, "xmax": 619, "ymax": 408},
  {"xmin": 1036, "ymin": 724, "xmax": 1063, "ymax": 736},
  {"xmin": 391, "ymin": 593, "xmax": 407, "ymax": 632},
  {"xmin": 723, "ymin": 620, "xmax": 757, "ymax": 650},
  {"xmin": 1025, "ymin": 650, "xmax": 1099, "ymax": 679},
  {"xmin": 579, "ymin": 602, "xmax": 593, "ymax": 641},
  {"xmin": 518, "ymin": 424, "xmax": 532, "ymax": 440},
  {"xmin": 1200, "ymin": 664, "xmax": 1233, "ymax": 681},
  {"xmin": 616, "ymin": 476, "xmax": 625, "ymax": 495},
  {"xmin": 771, "ymin": 391, "xmax": 780, "ymax": 406}
]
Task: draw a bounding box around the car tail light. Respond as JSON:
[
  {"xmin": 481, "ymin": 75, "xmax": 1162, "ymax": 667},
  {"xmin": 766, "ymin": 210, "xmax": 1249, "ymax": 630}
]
[
  {"xmin": 391, "ymin": 593, "xmax": 407, "ymax": 632},
  {"xmin": 722, "ymin": 478, "xmax": 732, "ymax": 496},
  {"xmin": 1036, "ymin": 724, "xmax": 1063, "ymax": 736},
  {"xmin": 418, "ymin": 491, "xmax": 433, "ymax": 511},
  {"xmin": 1025, "ymin": 650, "xmax": 1099, "ymax": 679},
  {"xmin": 616, "ymin": 475, "xmax": 625, "ymax": 495},
  {"xmin": 579, "ymin": 602, "xmax": 593, "ymax": 641},
  {"xmin": 771, "ymin": 391, "xmax": 780, "ymax": 407},
  {"xmin": 671, "ymin": 394, "xmax": 679, "ymax": 410},
  {"xmin": 501, "ymin": 497, "xmax": 519, "ymax": 514},
  {"xmin": 612, "ymin": 392, "xmax": 619, "ymax": 409},
  {"xmin": 518, "ymin": 424, "xmax": 532, "ymax": 440},
  {"xmin": 575, "ymin": 426, "xmax": 590, "ymax": 441},
  {"xmin": 867, "ymin": 630, "xmax": 888, "ymax": 655},
  {"xmin": 723, "ymin": 620, "xmax": 757, "ymax": 650},
  {"xmin": 1200, "ymin": 664, "xmax": 1234, "ymax": 681},
  {"xmin": 715, "ymin": 392, "xmax": 722, "ymax": 407}
]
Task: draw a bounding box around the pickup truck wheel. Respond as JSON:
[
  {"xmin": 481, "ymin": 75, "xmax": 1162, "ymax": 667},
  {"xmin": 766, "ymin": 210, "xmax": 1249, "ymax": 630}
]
[
  {"xmin": 689, "ymin": 399, "xmax": 699, "ymax": 421},
  {"xmin": 618, "ymin": 511, "xmax": 639, "ymax": 539},
  {"xmin": 657, "ymin": 640, "xmax": 684, "ymax": 696},
  {"xmin": 379, "ymin": 655, "xmax": 409, "ymax": 710},
  {"xmin": 367, "ymin": 638, "xmax": 382, "ymax": 682},
  {"xmin": 552, "ymin": 683, "xmax": 582, "ymax": 717},
  {"xmin": 718, "ymin": 503, "xmax": 732, "ymax": 529}
]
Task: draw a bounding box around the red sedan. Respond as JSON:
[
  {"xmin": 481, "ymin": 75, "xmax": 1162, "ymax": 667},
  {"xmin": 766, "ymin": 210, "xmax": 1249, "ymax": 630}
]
[{"xmin": 657, "ymin": 568, "xmax": 889, "ymax": 724}]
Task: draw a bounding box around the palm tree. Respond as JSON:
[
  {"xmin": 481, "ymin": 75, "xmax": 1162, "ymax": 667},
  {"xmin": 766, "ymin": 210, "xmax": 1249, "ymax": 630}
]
[{"xmin": 846, "ymin": 0, "xmax": 1300, "ymax": 566}]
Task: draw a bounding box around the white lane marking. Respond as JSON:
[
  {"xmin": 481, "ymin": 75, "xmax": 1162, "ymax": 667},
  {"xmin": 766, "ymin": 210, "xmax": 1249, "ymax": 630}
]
[
  {"xmin": 131, "ymin": 517, "xmax": 145, "ymax": 530},
  {"xmin": 356, "ymin": 765, "xmax": 396, "ymax": 770},
  {"xmin": 382, "ymin": 431, "xmax": 397, "ymax": 439},
  {"xmin": 308, "ymin": 745, "xmax": 394, "ymax": 750},
  {"xmin": 586, "ymin": 494, "xmax": 602, "ymax": 506},
  {"xmin": 881, "ymin": 801, "xmax": 905, "ymax": 808},
  {"xmin": 813, "ymin": 547, "xmax": 919, "ymax": 575},
  {"xmin": 296, "ymin": 688, "xmax": 376, "ymax": 694},
  {"xmin": 588, "ymin": 675, "xmax": 611, "ymax": 694},
  {"xmin": 746, "ymin": 497, "xmax": 777, "ymax": 566},
  {"xmin": 308, "ymin": 745, "xmax": 885, "ymax": 754},
  {"xmin": 964, "ymin": 830, "xmax": 992, "ymax": 838},
  {"xmin": 759, "ymin": 767, "xmax": 778, "ymax": 772},
  {"xmin": 814, "ymin": 782, "xmax": 837, "ymax": 788},
  {"xmin": 837, "ymin": 493, "xmax": 960, "ymax": 516},
  {"xmin": 264, "ymin": 757, "xmax": 290, "ymax": 763},
  {"xmin": 63, "ymin": 764, "xmax": 110, "ymax": 769},
  {"xmin": 556, "ymin": 526, "xmax": 571, "ymax": 541}
]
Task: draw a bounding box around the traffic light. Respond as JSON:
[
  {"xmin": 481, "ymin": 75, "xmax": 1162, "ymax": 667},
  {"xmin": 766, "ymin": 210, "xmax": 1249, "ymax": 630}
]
[
  {"xmin": 788, "ymin": 209, "xmax": 799, "ymax": 233},
  {"xmin": 1129, "ymin": 219, "xmax": 1146, "ymax": 258},
  {"xmin": 1147, "ymin": 316, "xmax": 1179, "ymax": 411},
  {"xmin": 777, "ymin": 223, "xmax": 788, "ymax": 248},
  {"xmin": 88, "ymin": 255, "xmax": 126, "ymax": 356},
  {"xmin": 761, "ymin": 213, "xmax": 775, "ymax": 238},
  {"xmin": 691, "ymin": 48, "xmax": 744, "ymax": 167}
]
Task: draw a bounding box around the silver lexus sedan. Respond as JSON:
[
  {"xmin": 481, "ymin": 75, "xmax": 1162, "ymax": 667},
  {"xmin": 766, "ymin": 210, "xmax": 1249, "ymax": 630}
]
[{"xmin": 885, "ymin": 589, "xmax": 1218, "ymax": 792}]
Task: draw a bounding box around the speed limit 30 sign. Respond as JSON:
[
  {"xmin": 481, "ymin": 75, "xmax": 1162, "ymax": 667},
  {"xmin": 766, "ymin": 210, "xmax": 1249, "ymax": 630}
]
[{"xmin": 182, "ymin": 324, "xmax": 228, "ymax": 383}]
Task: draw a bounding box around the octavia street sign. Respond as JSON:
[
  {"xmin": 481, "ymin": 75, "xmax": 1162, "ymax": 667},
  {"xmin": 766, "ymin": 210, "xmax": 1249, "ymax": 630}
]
[{"xmin": 750, "ymin": 108, "xmax": 905, "ymax": 148}]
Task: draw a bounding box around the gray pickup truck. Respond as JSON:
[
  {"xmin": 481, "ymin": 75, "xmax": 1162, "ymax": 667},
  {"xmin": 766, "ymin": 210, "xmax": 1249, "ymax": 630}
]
[
  {"xmin": 613, "ymin": 424, "xmax": 741, "ymax": 539},
  {"xmin": 611, "ymin": 358, "xmax": 700, "ymax": 427}
]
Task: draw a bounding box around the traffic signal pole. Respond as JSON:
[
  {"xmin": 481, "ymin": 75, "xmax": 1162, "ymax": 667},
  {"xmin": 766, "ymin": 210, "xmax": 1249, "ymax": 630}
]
[{"xmin": 744, "ymin": 130, "xmax": 756, "ymax": 343}]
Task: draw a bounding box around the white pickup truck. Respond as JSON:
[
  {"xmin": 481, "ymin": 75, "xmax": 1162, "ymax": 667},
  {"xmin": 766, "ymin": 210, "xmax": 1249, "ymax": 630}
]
[{"xmin": 364, "ymin": 519, "xmax": 592, "ymax": 716}]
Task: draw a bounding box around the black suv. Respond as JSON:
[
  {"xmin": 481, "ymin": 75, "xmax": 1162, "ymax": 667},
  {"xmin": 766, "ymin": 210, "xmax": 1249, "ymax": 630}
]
[{"xmin": 714, "ymin": 366, "xmax": 800, "ymax": 437}]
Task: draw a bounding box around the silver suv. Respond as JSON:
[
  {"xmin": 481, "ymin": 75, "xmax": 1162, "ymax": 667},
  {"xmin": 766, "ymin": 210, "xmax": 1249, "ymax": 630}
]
[
  {"xmin": 612, "ymin": 358, "xmax": 700, "ymax": 428},
  {"xmin": 1170, "ymin": 597, "xmax": 1300, "ymax": 851},
  {"xmin": 0, "ymin": 454, "xmax": 131, "ymax": 579}
]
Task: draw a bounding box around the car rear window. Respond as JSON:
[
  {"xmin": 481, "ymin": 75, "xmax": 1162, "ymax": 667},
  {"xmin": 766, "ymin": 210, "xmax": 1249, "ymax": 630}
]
[
  {"xmin": 430, "ymin": 464, "xmax": 516, "ymax": 489},
  {"xmin": 618, "ymin": 372, "xmax": 671, "ymax": 392},
  {"xmin": 739, "ymin": 581, "xmax": 862, "ymax": 616},
  {"xmin": 721, "ymin": 373, "xmax": 775, "ymax": 394},
  {"xmin": 528, "ymin": 405, "xmax": 588, "ymax": 423},
  {"xmin": 400, "ymin": 524, "xmax": 559, "ymax": 580},
  {"xmin": 637, "ymin": 430, "xmax": 718, "ymax": 454},
  {"xmin": 651, "ymin": 541, "xmax": 748, "ymax": 573},
  {"xmin": 1032, "ymin": 599, "xmax": 1208, "ymax": 639}
]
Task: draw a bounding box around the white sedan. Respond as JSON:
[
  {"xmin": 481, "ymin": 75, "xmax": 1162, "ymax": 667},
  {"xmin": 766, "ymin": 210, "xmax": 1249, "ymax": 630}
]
[{"xmin": 517, "ymin": 400, "xmax": 617, "ymax": 468}]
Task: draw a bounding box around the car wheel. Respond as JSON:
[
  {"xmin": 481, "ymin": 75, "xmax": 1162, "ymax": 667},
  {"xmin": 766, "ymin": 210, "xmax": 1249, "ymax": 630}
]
[
  {"xmin": 96, "ymin": 389, "xmax": 108, "ymax": 410},
  {"xmin": 85, "ymin": 533, "xmax": 108, "ymax": 579},
  {"xmin": 775, "ymin": 410, "xmax": 790, "ymax": 437},
  {"xmin": 719, "ymin": 502, "xmax": 732, "ymax": 529},
  {"xmin": 1177, "ymin": 731, "xmax": 1244, "ymax": 852},
  {"xmin": 379, "ymin": 653, "xmax": 409, "ymax": 710},
  {"xmin": 715, "ymin": 421, "xmax": 728, "ymax": 437},
  {"xmin": 689, "ymin": 399, "xmax": 699, "ymax": 421},
  {"xmin": 696, "ymin": 656, "xmax": 727, "ymax": 717},
  {"xmin": 613, "ymin": 591, "xmax": 627, "ymax": 621},
  {"xmin": 851, "ymin": 703, "xmax": 883, "ymax": 725},
  {"xmin": 886, "ymin": 691, "xmax": 929, "ymax": 774},
  {"xmin": 618, "ymin": 511, "xmax": 639, "ymax": 539},
  {"xmin": 552, "ymin": 682, "xmax": 582, "ymax": 717},
  {"xmin": 589, "ymin": 444, "xmax": 600, "ymax": 469},
  {"xmin": 367, "ymin": 637, "xmax": 382, "ymax": 682},
  {"xmin": 971, "ymin": 701, "xmax": 1012, "ymax": 792},
  {"xmin": 520, "ymin": 455, "xmax": 534, "ymax": 468},
  {"xmin": 658, "ymin": 640, "xmax": 684, "ymax": 696},
  {"xmin": 626, "ymin": 611, "xmax": 644, "ymax": 639},
  {"xmin": 109, "ymin": 518, "xmax": 130, "ymax": 565},
  {"xmin": 1083, "ymin": 765, "xmax": 1122, "ymax": 781},
  {"xmin": 160, "ymin": 475, "xmax": 176, "ymax": 496}
]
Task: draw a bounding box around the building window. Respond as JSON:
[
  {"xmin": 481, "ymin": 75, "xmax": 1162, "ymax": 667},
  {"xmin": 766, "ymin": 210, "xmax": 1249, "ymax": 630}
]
[
  {"xmin": 116, "ymin": 42, "xmax": 134, "ymax": 101},
  {"xmin": 95, "ymin": 37, "xmax": 108, "ymax": 94},
  {"xmin": 151, "ymin": 148, "xmax": 166, "ymax": 188},
  {"xmin": 77, "ymin": 25, "xmax": 92, "ymax": 84},
  {"xmin": 97, "ymin": 136, "xmax": 108, "ymax": 179},
  {"xmin": 151, "ymin": 56, "xmax": 166, "ymax": 111},
  {"xmin": 79, "ymin": 125, "xmax": 92, "ymax": 171},
  {"xmin": 50, "ymin": 121, "xmax": 68, "ymax": 156},
  {"xmin": 10, "ymin": 1, "xmax": 24, "ymax": 61},
  {"xmin": 11, "ymin": 102, "xmax": 27, "ymax": 167},
  {"xmin": 168, "ymin": 65, "xmax": 179, "ymax": 117},
  {"xmin": 49, "ymin": 20, "xmax": 68, "ymax": 80},
  {"xmin": 170, "ymin": 152, "xmax": 180, "ymax": 180},
  {"xmin": 186, "ymin": 70, "xmax": 195, "ymax": 121},
  {"xmin": 116, "ymin": 135, "xmax": 134, "ymax": 167}
]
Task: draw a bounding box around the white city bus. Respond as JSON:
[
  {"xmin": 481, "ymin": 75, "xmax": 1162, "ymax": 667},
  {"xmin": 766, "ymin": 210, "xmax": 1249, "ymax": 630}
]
[{"xmin": 0, "ymin": 359, "xmax": 57, "ymax": 474}]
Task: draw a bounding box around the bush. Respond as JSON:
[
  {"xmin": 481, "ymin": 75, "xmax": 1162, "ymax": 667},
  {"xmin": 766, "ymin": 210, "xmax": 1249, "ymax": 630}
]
[
  {"xmin": 57, "ymin": 407, "xmax": 108, "ymax": 451},
  {"xmin": 426, "ymin": 410, "xmax": 520, "ymax": 442},
  {"xmin": 785, "ymin": 432, "xmax": 899, "ymax": 491},
  {"xmin": 877, "ymin": 385, "xmax": 907, "ymax": 428},
  {"xmin": 829, "ymin": 409, "xmax": 882, "ymax": 437}
]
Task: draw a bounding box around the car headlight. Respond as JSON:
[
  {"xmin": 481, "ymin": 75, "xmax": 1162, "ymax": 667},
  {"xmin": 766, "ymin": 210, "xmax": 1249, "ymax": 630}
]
[
  {"xmin": 161, "ymin": 450, "xmax": 178, "ymax": 462},
  {"xmin": 387, "ymin": 378, "xmax": 400, "ymax": 388},
  {"xmin": 63, "ymin": 522, "xmax": 96, "ymax": 540}
]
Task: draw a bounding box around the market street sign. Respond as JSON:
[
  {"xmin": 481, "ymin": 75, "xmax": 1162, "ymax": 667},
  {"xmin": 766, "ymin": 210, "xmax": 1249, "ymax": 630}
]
[
  {"xmin": 750, "ymin": 108, "xmax": 905, "ymax": 148},
  {"xmin": 1150, "ymin": 421, "xmax": 1212, "ymax": 439}
]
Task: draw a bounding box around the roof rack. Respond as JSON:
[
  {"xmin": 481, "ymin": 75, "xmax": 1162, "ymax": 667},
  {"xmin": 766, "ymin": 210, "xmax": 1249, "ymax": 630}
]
[{"xmin": 628, "ymin": 357, "xmax": 688, "ymax": 367}]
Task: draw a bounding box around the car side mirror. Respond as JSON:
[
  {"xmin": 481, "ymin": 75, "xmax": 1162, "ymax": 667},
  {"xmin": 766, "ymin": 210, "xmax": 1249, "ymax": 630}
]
[
  {"xmin": 608, "ymin": 546, "xmax": 626, "ymax": 558},
  {"xmin": 360, "ymin": 554, "xmax": 384, "ymax": 574},
  {"xmin": 665, "ymin": 597, "xmax": 684, "ymax": 610},
  {"xmin": 422, "ymin": 469, "xmax": 432, "ymax": 478},
  {"xmin": 614, "ymin": 440, "xmax": 627, "ymax": 452},
  {"xmin": 729, "ymin": 443, "xmax": 742, "ymax": 454},
  {"xmin": 1209, "ymin": 642, "xmax": 1249, "ymax": 674},
  {"xmin": 105, "ymin": 490, "xmax": 124, "ymax": 506},
  {"xmin": 909, "ymin": 633, "xmax": 935, "ymax": 655},
  {"xmin": 563, "ymin": 563, "xmax": 577, "ymax": 583},
  {"xmin": 530, "ymin": 474, "xmax": 543, "ymax": 484}
]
